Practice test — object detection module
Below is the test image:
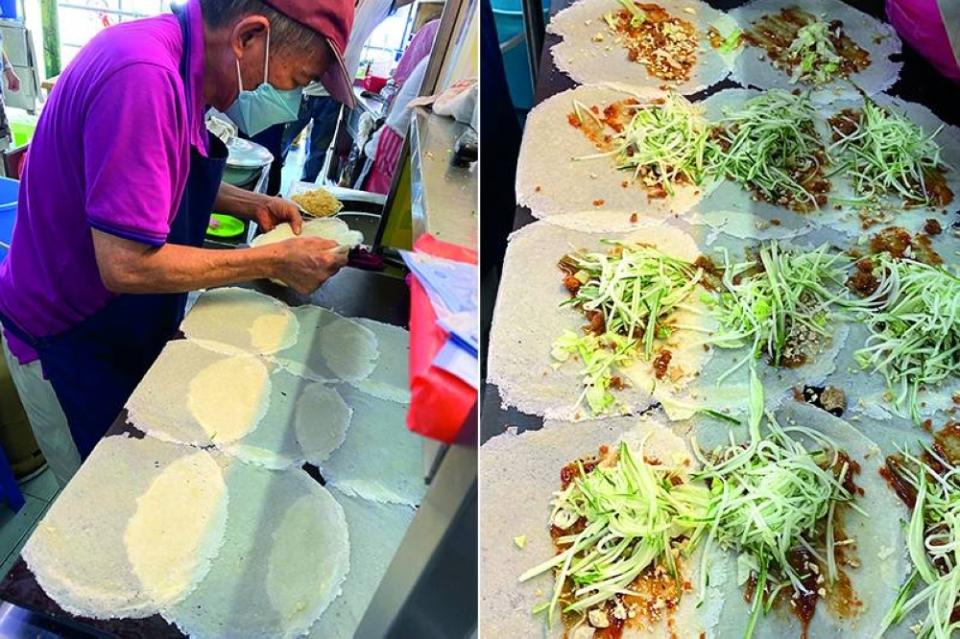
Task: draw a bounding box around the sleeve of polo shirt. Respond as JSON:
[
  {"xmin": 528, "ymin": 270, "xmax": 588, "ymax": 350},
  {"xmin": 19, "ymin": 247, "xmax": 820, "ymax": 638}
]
[{"xmin": 83, "ymin": 64, "xmax": 185, "ymax": 246}]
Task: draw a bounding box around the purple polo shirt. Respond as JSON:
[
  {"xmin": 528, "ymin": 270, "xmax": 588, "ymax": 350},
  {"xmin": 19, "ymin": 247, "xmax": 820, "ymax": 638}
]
[{"xmin": 0, "ymin": 0, "xmax": 208, "ymax": 365}]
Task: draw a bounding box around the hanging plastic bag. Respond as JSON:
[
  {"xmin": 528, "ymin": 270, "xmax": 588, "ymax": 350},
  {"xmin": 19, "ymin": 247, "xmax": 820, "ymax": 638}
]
[
  {"xmin": 406, "ymin": 234, "xmax": 478, "ymax": 444},
  {"xmin": 887, "ymin": 0, "xmax": 960, "ymax": 81}
]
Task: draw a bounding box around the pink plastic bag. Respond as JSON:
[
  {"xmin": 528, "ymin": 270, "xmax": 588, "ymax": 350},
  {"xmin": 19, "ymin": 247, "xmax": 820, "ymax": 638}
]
[{"xmin": 887, "ymin": 0, "xmax": 960, "ymax": 81}]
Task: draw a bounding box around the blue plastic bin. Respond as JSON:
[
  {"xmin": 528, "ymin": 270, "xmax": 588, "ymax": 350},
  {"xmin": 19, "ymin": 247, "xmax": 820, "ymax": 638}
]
[
  {"xmin": 492, "ymin": 0, "xmax": 550, "ymax": 112},
  {"xmin": 0, "ymin": 0, "xmax": 18, "ymax": 21},
  {"xmin": 0, "ymin": 177, "xmax": 19, "ymax": 262}
]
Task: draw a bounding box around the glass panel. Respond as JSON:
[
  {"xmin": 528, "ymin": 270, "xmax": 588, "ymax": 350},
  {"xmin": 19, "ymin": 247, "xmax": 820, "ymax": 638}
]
[{"xmin": 56, "ymin": 0, "xmax": 168, "ymax": 71}]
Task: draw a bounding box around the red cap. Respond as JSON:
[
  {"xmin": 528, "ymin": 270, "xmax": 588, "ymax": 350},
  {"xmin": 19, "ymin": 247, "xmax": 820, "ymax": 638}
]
[{"xmin": 262, "ymin": 0, "xmax": 357, "ymax": 108}]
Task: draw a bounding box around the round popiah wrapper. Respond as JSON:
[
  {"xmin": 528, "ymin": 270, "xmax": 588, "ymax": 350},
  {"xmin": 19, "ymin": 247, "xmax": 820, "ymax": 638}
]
[
  {"xmin": 126, "ymin": 339, "xmax": 271, "ymax": 447},
  {"xmin": 270, "ymin": 306, "xmax": 380, "ymax": 383},
  {"xmin": 693, "ymin": 400, "xmax": 909, "ymax": 639},
  {"xmin": 481, "ymin": 416, "xmax": 724, "ymax": 638},
  {"xmin": 488, "ymin": 213, "xmax": 716, "ymax": 420},
  {"xmin": 250, "ymin": 217, "xmax": 362, "ymax": 251},
  {"xmin": 225, "ymin": 374, "xmax": 352, "ymax": 470},
  {"xmin": 548, "ymin": 0, "xmax": 738, "ymax": 94},
  {"xmin": 320, "ymin": 384, "xmax": 426, "ymax": 506},
  {"xmin": 306, "ymin": 490, "xmax": 415, "ymax": 638},
  {"xmin": 180, "ymin": 287, "xmax": 300, "ymax": 356},
  {"xmin": 163, "ymin": 464, "xmax": 349, "ymax": 639},
  {"xmin": 22, "ymin": 435, "xmax": 228, "ymax": 619},
  {"xmin": 730, "ymin": 0, "xmax": 902, "ymax": 102},
  {"xmin": 817, "ymin": 93, "xmax": 960, "ymax": 240},
  {"xmin": 517, "ymin": 84, "xmax": 706, "ymax": 219},
  {"xmin": 348, "ymin": 318, "xmax": 411, "ymax": 404},
  {"xmin": 250, "ymin": 218, "xmax": 361, "ymax": 287}
]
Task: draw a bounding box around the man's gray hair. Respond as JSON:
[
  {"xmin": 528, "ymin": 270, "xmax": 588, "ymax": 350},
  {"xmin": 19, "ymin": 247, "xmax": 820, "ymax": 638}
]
[{"xmin": 199, "ymin": 0, "xmax": 325, "ymax": 52}]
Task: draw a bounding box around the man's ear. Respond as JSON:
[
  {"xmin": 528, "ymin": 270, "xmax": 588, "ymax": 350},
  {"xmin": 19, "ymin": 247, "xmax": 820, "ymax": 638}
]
[{"xmin": 230, "ymin": 15, "xmax": 269, "ymax": 60}]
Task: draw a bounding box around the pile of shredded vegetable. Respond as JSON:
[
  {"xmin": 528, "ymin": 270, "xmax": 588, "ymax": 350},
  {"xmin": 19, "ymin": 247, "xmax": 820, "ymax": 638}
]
[
  {"xmin": 707, "ymin": 242, "xmax": 860, "ymax": 380},
  {"xmin": 693, "ymin": 371, "xmax": 862, "ymax": 639},
  {"xmin": 552, "ymin": 331, "xmax": 639, "ymax": 415},
  {"xmin": 574, "ymin": 94, "xmax": 710, "ymax": 197},
  {"xmin": 878, "ymin": 447, "xmax": 960, "ymax": 639},
  {"xmin": 784, "ymin": 19, "xmax": 843, "ymax": 85},
  {"xmin": 552, "ymin": 242, "xmax": 707, "ymax": 415},
  {"xmin": 854, "ymin": 255, "xmax": 960, "ymax": 423},
  {"xmin": 706, "ymin": 90, "xmax": 830, "ymax": 211},
  {"xmin": 560, "ymin": 242, "xmax": 704, "ymax": 356},
  {"xmin": 521, "ymin": 438, "xmax": 710, "ymax": 628},
  {"xmin": 828, "ymin": 99, "xmax": 953, "ymax": 207}
]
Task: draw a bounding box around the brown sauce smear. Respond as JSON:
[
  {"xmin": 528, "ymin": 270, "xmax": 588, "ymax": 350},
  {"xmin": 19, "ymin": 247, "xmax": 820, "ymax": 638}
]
[
  {"xmin": 621, "ymin": 562, "xmax": 690, "ymax": 638},
  {"xmin": 869, "ymin": 226, "xmax": 913, "ymax": 258},
  {"xmin": 652, "ymin": 349, "xmax": 673, "ymax": 379},
  {"xmin": 880, "ymin": 454, "xmax": 918, "ymax": 509},
  {"xmin": 920, "ymin": 169, "xmax": 954, "ymax": 207},
  {"xmin": 847, "ymin": 258, "xmax": 879, "ymax": 297},
  {"xmin": 924, "ymin": 218, "xmax": 943, "ymax": 236},
  {"xmin": 868, "ymin": 226, "xmax": 943, "ymax": 265},
  {"xmin": 693, "ymin": 255, "xmax": 723, "ymax": 291},
  {"xmin": 828, "ymin": 109, "xmax": 862, "ymax": 141}
]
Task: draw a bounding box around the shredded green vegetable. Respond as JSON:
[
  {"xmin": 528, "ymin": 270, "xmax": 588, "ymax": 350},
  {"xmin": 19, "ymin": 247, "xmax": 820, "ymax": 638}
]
[
  {"xmin": 610, "ymin": 0, "xmax": 645, "ymax": 28},
  {"xmin": 784, "ymin": 19, "xmax": 842, "ymax": 85},
  {"xmin": 854, "ymin": 255, "xmax": 960, "ymax": 424},
  {"xmin": 552, "ymin": 331, "xmax": 638, "ymax": 415},
  {"xmin": 552, "ymin": 242, "xmax": 708, "ymax": 415},
  {"xmin": 693, "ymin": 370, "xmax": 863, "ymax": 639},
  {"xmin": 876, "ymin": 448, "xmax": 960, "ymax": 639},
  {"xmin": 706, "ymin": 90, "xmax": 829, "ymax": 210},
  {"xmin": 575, "ymin": 94, "xmax": 710, "ymax": 196},
  {"xmin": 521, "ymin": 437, "xmax": 711, "ymax": 628},
  {"xmin": 828, "ymin": 98, "xmax": 952, "ymax": 207},
  {"xmin": 560, "ymin": 241, "xmax": 704, "ymax": 357},
  {"xmin": 707, "ymin": 242, "xmax": 862, "ymax": 381},
  {"xmin": 717, "ymin": 27, "xmax": 743, "ymax": 53}
]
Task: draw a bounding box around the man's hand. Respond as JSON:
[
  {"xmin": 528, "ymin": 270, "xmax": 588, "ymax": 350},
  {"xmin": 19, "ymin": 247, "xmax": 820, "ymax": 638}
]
[
  {"xmin": 273, "ymin": 237, "xmax": 347, "ymax": 294},
  {"xmin": 214, "ymin": 183, "xmax": 303, "ymax": 233},
  {"xmin": 251, "ymin": 195, "xmax": 303, "ymax": 234},
  {"xmin": 4, "ymin": 68, "xmax": 20, "ymax": 92}
]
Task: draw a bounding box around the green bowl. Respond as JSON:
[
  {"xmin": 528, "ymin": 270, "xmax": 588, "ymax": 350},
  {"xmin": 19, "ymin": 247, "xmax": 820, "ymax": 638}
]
[
  {"xmin": 9, "ymin": 121, "xmax": 35, "ymax": 147},
  {"xmin": 207, "ymin": 213, "xmax": 245, "ymax": 238}
]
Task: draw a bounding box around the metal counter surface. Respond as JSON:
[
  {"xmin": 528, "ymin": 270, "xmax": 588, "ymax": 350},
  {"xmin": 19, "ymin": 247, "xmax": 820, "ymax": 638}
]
[
  {"xmin": 410, "ymin": 107, "xmax": 479, "ymax": 251},
  {"xmin": 481, "ymin": 0, "xmax": 960, "ymax": 444},
  {"xmin": 0, "ymin": 266, "xmax": 410, "ymax": 638}
]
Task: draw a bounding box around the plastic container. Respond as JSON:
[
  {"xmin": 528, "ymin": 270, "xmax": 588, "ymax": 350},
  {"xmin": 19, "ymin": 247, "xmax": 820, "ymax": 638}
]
[
  {"xmin": 361, "ymin": 74, "xmax": 388, "ymax": 93},
  {"xmin": 0, "ymin": 0, "xmax": 18, "ymax": 21},
  {"xmin": 491, "ymin": 0, "xmax": 550, "ymax": 112},
  {"xmin": 206, "ymin": 213, "xmax": 246, "ymax": 239},
  {"xmin": 0, "ymin": 177, "xmax": 18, "ymax": 262},
  {"xmin": 9, "ymin": 120, "xmax": 35, "ymax": 148}
]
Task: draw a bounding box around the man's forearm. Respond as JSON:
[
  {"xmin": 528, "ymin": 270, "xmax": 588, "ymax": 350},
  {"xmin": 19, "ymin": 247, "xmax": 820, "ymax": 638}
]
[
  {"xmin": 214, "ymin": 182, "xmax": 265, "ymax": 221},
  {"xmin": 92, "ymin": 229, "xmax": 281, "ymax": 294}
]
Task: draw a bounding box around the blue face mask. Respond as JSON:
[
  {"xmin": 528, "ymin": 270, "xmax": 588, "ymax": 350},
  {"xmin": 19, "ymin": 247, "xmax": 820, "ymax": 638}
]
[{"xmin": 225, "ymin": 31, "xmax": 302, "ymax": 136}]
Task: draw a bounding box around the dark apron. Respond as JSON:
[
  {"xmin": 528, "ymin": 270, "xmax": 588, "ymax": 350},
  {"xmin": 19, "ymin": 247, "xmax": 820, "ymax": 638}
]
[{"xmin": 0, "ymin": 7, "xmax": 227, "ymax": 458}]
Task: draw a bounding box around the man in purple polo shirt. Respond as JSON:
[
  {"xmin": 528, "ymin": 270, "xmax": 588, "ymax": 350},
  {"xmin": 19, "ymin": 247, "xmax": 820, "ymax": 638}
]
[{"xmin": 0, "ymin": 0, "xmax": 357, "ymax": 484}]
